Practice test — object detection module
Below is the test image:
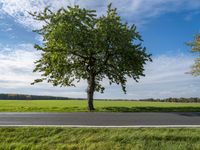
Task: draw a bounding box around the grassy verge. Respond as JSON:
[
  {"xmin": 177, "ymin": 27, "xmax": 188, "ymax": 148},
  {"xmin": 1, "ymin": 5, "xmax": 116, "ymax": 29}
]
[
  {"xmin": 0, "ymin": 100, "xmax": 199, "ymax": 112},
  {"xmin": 0, "ymin": 127, "xmax": 199, "ymax": 150}
]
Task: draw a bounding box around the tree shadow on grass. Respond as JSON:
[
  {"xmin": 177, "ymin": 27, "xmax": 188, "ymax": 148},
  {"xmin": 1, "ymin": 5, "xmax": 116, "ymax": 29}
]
[{"xmin": 101, "ymin": 107, "xmax": 200, "ymax": 112}]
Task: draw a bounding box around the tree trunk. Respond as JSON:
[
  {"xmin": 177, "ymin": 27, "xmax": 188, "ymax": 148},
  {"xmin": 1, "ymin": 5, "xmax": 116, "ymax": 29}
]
[{"xmin": 87, "ymin": 74, "xmax": 95, "ymax": 111}]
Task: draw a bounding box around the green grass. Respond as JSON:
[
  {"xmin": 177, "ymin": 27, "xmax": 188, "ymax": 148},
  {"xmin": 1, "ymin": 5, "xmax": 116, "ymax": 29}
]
[
  {"xmin": 0, "ymin": 100, "xmax": 199, "ymax": 112},
  {"xmin": 0, "ymin": 127, "xmax": 199, "ymax": 150}
]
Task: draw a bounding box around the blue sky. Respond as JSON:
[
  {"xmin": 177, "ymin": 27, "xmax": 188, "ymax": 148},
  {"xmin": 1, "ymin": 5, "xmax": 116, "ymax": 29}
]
[{"xmin": 0, "ymin": 0, "xmax": 200, "ymax": 99}]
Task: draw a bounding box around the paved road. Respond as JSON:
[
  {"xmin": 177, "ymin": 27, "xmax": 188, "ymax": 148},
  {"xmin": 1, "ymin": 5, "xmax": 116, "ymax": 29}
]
[{"xmin": 0, "ymin": 112, "xmax": 199, "ymax": 126}]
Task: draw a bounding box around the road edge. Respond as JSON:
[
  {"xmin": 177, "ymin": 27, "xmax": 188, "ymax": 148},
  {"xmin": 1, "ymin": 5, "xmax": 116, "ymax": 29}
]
[{"xmin": 0, "ymin": 125, "xmax": 200, "ymax": 128}]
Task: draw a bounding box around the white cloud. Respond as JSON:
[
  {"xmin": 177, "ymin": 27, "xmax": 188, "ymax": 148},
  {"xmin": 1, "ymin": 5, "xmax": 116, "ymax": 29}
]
[
  {"xmin": 95, "ymin": 54, "xmax": 200, "ymax": 99},
  {"xmin": 140, "ymin": 55, "xmax": 194, "ymax": 84},
  {"xmin": 0, "ymin": 43, "xmax": 39, "ymax": 84},
  {"xmin": 5, "ymin": 27, "xmax": 12, "ymax": 31},
  {"xmin": 126, "ymin": 54, "xmax": 200, "ymax": 99},
  {"xmin": 0, "ymin": 43, "xmax": 87, "ymax": 97},
  {"xmin": 0, "ymin": 43, "xmax": 199, "ymax": 99},
  {"xmin": 1, "ymin": 0, "xmax": 200, "ymax": 29}
]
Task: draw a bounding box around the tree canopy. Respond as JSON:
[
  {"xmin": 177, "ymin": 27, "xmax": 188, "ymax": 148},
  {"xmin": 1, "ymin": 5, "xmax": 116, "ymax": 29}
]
[
  {"xmin": 188, "ymin": 35, "xmax": 200, "ymax": 76},
  {"xmin": 31, "ymin": 4, "xmax": 152, "ymax": 111}
]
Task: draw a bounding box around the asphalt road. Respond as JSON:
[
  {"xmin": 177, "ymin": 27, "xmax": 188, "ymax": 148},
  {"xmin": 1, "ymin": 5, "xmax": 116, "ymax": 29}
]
[{"xmin": 0, "ymin": 112, "xmax": 199, "ymax": 126}]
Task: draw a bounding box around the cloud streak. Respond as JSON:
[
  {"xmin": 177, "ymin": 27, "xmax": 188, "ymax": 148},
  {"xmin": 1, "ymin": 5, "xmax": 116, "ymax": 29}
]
[{"xmin": 1, "ymin": 0, "xmax": 200, "ymax": 29}]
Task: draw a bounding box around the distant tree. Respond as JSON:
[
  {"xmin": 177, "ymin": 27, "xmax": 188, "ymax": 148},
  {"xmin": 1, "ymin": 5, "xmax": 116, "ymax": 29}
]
[
  {"xmin": 30, "ymin": 4, "xmax": 151, "ymax": 111},
  {"xmin": 188, "ymin": 35, "xmax": 200, "ymax": 76}
]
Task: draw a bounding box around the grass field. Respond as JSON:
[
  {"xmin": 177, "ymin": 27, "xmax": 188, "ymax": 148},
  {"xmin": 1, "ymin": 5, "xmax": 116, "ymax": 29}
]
[
  {"xmin": 0, "ymin": 127, "xmax": 199, "ymax": 150},
  {"xmin": 0, "ymin": 100, "xmax": 199, "ymax": 112}
]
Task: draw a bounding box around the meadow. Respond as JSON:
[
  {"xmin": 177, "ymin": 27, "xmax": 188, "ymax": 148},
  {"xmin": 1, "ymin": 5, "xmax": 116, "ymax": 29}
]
[
  {"xmin": 0, "ymin": 101, "xmax": 199, "ymax": 150},
  {"xmin": 0, "ymin": 100, "xmax": 199, "ymax": 112},
  {"xmin": 0, "ymin": 127, "xmax": 199, "ymax": 150}
]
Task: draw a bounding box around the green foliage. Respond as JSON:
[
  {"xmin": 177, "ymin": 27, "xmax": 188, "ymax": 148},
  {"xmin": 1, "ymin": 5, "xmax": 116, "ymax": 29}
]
[
  {"xmin": 188, "ymin": 35, "xmax": 200, "ymax": 76},
  {"xmin": 31, "ymin": 4, "xmax": 151, "ymax": 94},
  {"xmin": 0, "ymin": 127, "xmax": 199, "ymax": 150}
]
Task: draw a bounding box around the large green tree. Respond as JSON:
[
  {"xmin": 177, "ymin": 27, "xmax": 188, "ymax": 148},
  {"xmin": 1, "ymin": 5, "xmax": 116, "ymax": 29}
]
[
  {"xmin": 188, "ymin": 35, "xmax": 200, "ymax": 76},
  {"xmin": 31, "ymin": 4, "xmax": 151, "ymax": 111}
]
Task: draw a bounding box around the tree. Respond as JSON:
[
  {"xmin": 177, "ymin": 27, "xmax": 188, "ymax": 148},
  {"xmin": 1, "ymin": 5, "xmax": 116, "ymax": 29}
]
[
  {"xmin": 31, "ymin": 4, "xmax": 152, "ymax": 111},
  {"xmin": 188, "ymin": 35, "xmax": 200, "ymax": 76}
]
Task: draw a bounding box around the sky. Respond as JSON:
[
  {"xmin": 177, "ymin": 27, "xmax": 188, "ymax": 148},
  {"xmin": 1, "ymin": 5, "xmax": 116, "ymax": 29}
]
[{"xmin": 0, "ymin": 0, "xmax": 200, "ymax": 99}]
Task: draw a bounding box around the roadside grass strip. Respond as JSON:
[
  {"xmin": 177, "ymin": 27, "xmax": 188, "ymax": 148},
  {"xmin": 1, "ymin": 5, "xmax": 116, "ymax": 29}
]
[{"xmin": 0, "ymin": 127, "xmax": 199, "ymax": 150}]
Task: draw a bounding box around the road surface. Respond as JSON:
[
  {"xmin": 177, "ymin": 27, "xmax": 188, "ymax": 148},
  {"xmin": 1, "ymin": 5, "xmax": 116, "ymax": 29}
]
[{"xmin": 0, "ymin": 112, "xmax": 199, "ymax": 126}]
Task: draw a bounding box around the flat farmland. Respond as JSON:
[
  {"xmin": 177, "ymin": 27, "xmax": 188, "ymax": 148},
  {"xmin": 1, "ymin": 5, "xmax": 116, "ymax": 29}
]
[{"xmin": 0, "ymin": 100, "xmax": 199, "ymax": 112}]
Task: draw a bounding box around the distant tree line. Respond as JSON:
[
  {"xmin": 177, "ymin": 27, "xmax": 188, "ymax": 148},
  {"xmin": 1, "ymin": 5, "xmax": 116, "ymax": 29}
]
[
  {"xmin": 139, "ymin": 97, "xmax": 200, "ymax": 103},
  {"xmin": 99, "ymin": 98, "xmax": 200, "ymax": 103},
  {"xmin": 0, "ymin": 94, "xmax": 71, "ymax": 100},
  {"xmin": 0, "ymin": 94, "xmax": 199, "ymax": 102}
]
